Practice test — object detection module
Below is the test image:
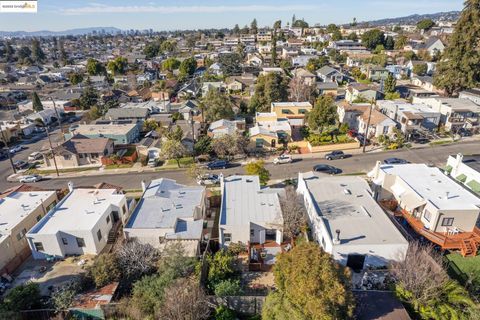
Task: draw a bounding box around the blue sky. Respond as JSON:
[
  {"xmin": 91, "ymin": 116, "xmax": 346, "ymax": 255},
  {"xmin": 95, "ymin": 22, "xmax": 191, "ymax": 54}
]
[{"xmin": 0, "ymin": 0, "xmax": 464, "ymax": 31}]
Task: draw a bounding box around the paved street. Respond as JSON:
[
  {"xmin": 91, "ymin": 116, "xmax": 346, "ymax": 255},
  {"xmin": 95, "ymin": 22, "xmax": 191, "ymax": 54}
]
[{"xmin": 1, "ymin": 140, "xmax": 478, "ymax": 191}]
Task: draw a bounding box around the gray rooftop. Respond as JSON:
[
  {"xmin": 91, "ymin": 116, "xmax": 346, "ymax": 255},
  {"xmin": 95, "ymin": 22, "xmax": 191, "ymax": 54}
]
[
  {"xmin": 125, "ymin": 179, "xmax": 205, "ymax": 239},
  {"xmin": 301, "ymin": 173, "xmax": 407, "ymax": 246}
]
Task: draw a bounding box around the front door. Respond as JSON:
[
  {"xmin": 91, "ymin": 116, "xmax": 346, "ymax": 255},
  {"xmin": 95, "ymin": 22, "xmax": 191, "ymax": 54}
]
[
  {"xmin": 259, "ymin": 230, "xmax": 265, "ymax": 244},
  {"xmin": 346, "ymin": 254, "xmax": 366, "ymax": 271},
  {"xmin": 111, "ymin": 211, "xmax": 120, "ymax": 223}
]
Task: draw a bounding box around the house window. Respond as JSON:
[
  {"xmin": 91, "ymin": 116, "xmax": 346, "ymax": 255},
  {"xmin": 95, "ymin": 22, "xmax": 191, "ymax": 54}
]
[
  {"xmin": 36, "ymin": 215, "xmax": 42, "ymax": 222},
  {"xmin": 76, "ymin": 237, "xmax": 86, "ymax": 247},
  {"xmin": 64, "ymin": 154, "xmax": 72, "ymax": 160},
  {"xmin": 224, "ymin": 233, "xmax": 232, "ymax": 243},
  {"xmin": 62, "ymin": 238, "xmax": 68, "ymax": 245},
  {"xmin": 78, "ymin": 154, "xmax": 84, "ymax": 159},
  {"xmin": 91, "ymin": 153, "xmax": 99, "ymax": 159},
  {"xmin": 383, "ymin": 126, "xmax": 389, "ymax": 134},
  {"xmin": 442, "ymin": 217, "xmax": 454, "ymax": 227},
  {"xmin": 106, "ymin": 216, "xmax": 111, "ymax": 224},
  {"xmin": 424, "ymin": 210, "xmax": 432, "ymax": 222},
  {"xmin": 16, "ymin": 228, "xmax": 27, "ymax": 241},
  {"xmin": 281, "ymin": 109, "xmax": 292, "ymax": 114},
  {"xmin": 34, "ymin": 242, "xmax": 44, "ymax": 252},
  {"xmin": 250, "ymin": 229, "xmax": 255, "ymax": 237},
  {"xmin": 97, "ymin": 230, "xmax": 102, "ymax": 241},
  {"xmin": 298, "ymin": 109, "xmax": 307, "ymax": 114}
]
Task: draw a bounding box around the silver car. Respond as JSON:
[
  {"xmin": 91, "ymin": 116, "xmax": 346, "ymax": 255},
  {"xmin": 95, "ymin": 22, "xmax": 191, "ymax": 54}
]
[{"xmin": 19, "ymin": 175, "xmax": 42, "ymax": 183}]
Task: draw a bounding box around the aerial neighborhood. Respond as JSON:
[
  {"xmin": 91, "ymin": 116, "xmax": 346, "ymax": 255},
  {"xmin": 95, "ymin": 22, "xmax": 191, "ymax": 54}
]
[{"xmin": 0, "ymin": 2, "xmax": 479, "ymax": 320}]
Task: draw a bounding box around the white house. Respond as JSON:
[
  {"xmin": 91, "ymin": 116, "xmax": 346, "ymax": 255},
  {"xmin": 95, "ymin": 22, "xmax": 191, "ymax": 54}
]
[
  {"xmin": 297, "ymin": 173, "xmax": 408, "ymax": 269},
  {"xmin": 123, "ymin": 179, "xmax": 206, "ymax": 256},
  {"xmin": 446, "ymin": 154, "xmax": 480, "ymax": 195},
  {"xmin": 0, "ymin": 186, "xmax": 57, "ymax": 274},
  {"xmin": 27, "ymin": 183, "xmax": 128, "ymax": 259},
  {"xmin": 219, "ymin": 175, "xmax": 283, "ymax": 247},
  {"xmin": 358, "ymin": 108, "xmax": 397, "ymax": 138}
]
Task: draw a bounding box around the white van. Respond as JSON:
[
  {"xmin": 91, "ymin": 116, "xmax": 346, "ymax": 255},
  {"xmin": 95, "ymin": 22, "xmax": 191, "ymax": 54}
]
[{"xmin": 28, "ymin": 152, "xmax": 43, "ymax": 161}]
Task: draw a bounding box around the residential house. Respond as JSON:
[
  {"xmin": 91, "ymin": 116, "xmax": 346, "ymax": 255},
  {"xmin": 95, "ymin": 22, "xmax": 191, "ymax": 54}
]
[
  {"xmin": 291, "ymin": 68, "xmax": 316, "ymax": 86},
  {"xmin": 225, "ymin": 74, "xmax": 256, "ymax": 95},
  {"xmin": 412, "ymin": 97, "xmax": 480, "ymax": 132},
  {"xmin": 249, "ymin": 126, "xmax": 281, "ymax": 149},
  {"xmin": 208, "ymin": 119, "xmax": 246, "ymax": 138},
  {"xmin": 257, "ymin": 31, "xmax": 272, "ymax": 42},
  {"xmin": 377, "ymin": 100, "xmax": 441, "ymax": 134},
  {"xmin": 270, "ymin": 101, "xmax": 313, "ymax": 127},
  {"xmin": 0, "ymin": 186, "xmax": 57, "ymax": 274},
  {"xmin": 219, "ymin": 175, "xmax": 283, "ymax": 247},
  {"xmin": 124, "ymin": 179, "xmax": 206, "ymax": 256},
  {"xmin": 386, "ymin": 65, "xmax": 410, "ymax": 80},
  {"xmin": 255, "ymin": 112, "xmax": 292, "ymax": 143},
  {"xmin": 44, "ymin": 135, "xmax": 114, "ymax": 169},
  {"xmin": 27, "ymin": 183, "xmax": 128, "ymax": 259},
  {"xmin": 202, "ymin": 81, "xmax": 224, "ymax": 96},
  {"xmin": 260, "ymin": 67, "xmax": 285, "ymax": 76},
  {"xmin": 369, "ymin": 162, "xmax": 480, "ymax": 256},
  {"xmin": 317, "ymin": 66, "xmax": 344, "ymax": 84},
  {"xmin": 317, "ymin": 82, "xmax": 339, "ymax": 96},
  {"xmin": 329, "ymin": 40, "xmax": 368, "ymax": 53},
  {"xmin": 65, "ymin": 123, "xmax": 140, "ymax": 144},
  {"xmin": 337, "ymin": 101, "xmax": 370, "ymax": 130},
  {"xmin": 282, "ymin": 47, "xmax": 299, "ymax": 60},
  {"xmin": 18, "ymin": 100, "xmax": 71, "ymax": 113},
  {"xmin": 412, "ymin": 37, "xmax": 445, "ymax": 56},
  {"xmin": 358, "ymin": 108, "xmax": 397, "ymax": 138},
  {"xmin": 291, "ymin": 55, "xmax": 315, "ymax": 67},
  {"xmin": 361, "ymin": 65, "xmax": 390, "ymax": 82},
  {"xmin": 104, "ymin": 108, "xmax": 150, "ymax": 125},
  {"xmin": 446, "ymin": 154, "xmax": 480, "ymax": 195},
  {"xmin": 345, "ymin": 83, "xmax": 384, "ymax": 103},
  {"xmin": 26, "ymin": 109, "xmax": 63, "ymax": 126},
  {"xmin": 411, "ymin": 76, "xmax": 437, "ymax": 92},
  {"xmin": 297, "ymin": 173, "xmax": 408, "ymax": 268},
  {"xmin": 459, "ymin": 88, "xmax": 480, "ymax": 106}
]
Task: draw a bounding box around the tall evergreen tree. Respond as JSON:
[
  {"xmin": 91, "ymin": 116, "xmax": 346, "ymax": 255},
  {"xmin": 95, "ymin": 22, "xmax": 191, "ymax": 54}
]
[
  {"xmin": 232, "ymin": 24, "xmax": 240, "ymax": 35},
  {"xmin": 32, "ymin": 92, "xmax": 43, "ymax": 112},
  {"xmin": 384, "ymin": 73, "xmax": 397, "ymax": 94},
  {"xmin": 250, "ymin": 18, "xmax": 258, "ymax": 35},
  {"xmin": 434, "ymin": 0, "xmax": 480, "ymax": 95},
  {"xmin": 31, "ymin": 38, "xmax": 45, "ymax": 64}
]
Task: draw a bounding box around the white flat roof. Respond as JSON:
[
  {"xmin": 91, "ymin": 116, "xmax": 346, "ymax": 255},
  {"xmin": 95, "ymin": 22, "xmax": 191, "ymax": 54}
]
[
  {"xmin": 271, "ymin": 101, "xmax": 312, "ymax": 108},
  {"xmin": 380, "ymin": 164, "xmax": 480, "ymax": 210},
  {"xmin": 301, "ymin": 173, "xmax": 408, "ymax": 246},
  {"xmin": 71, "ymin": 123, "xmax": 136, "ymax": 136},
  {"xmin": 29, "ymin": 188, "xmax": 124, "ymax": 235},
  {"xmin": 0, "ymin": 190, "xmax": 56, "ymax": 237},
  {"xmin": 220, "ymin": 175, "xmax": 283, "ymax": 227}
]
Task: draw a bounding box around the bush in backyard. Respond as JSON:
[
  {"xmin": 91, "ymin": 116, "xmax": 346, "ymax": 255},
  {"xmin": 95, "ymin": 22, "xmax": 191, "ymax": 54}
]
[
  {"xmin": 87, "ymin": 253, "xmax": 121, "ymax": 288},
  {"xmin": 207, "ymin": 250, "xmax": 237, "ymax": 290},
  {"xmin": 214, "ymin": 305, "xmax": 237, "ymax": 320},
  {"xmin": 1, "ymin": 282, "xmax": 42, "ymax": 311},
  {"xmin": 227, "ymin": 242, "xmax": 247, "ymax": 256},
  {"xmin": 50, "ymin": 281, "xmax": 79, "ymax": 312},
  {"xmin": 131, "ymin": 272, "xmax": 175, "ymax": 316},
  {"xmin": 214, "ymin": 279, "xmax": 243, "ymax": 297}
]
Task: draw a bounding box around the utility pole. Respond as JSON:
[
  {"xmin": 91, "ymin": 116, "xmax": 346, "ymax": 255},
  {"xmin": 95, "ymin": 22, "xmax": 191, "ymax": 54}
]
[
  {"xmin": 190, "ymin": 110, "xmax": 196, "ymax": 163},
  {"xmin": 362, "ymin": 99, "xmax": 375, "ymax": 154},
  {"xmin": 50, "ymin": 97, "xmax": 66, "ymax": 142},
  {"xmin": 0, "ymin": 128, "xmax": 16, "ymax": 174},
  {"xmin": 45, "ymin": 126, "xmax": 60, "ymax": 177}
]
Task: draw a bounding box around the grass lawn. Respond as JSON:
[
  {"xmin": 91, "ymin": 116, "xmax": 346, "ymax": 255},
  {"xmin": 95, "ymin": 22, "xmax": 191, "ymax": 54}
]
[
  {"xmin": 429, "ymin": 139, "xmax": 454, "ymax": 146},
  {"xmin": 104, "ymin": 163, "xmax": 134, "ymax": 169},
  {"xmin": 165, "ymin": 157, "xmax": 194, "ymax": 168},
  {"xmin": 27, "ymin": 167, "xmax": 98, "ymax": 174},
  {"xmin": 445, "ymin": 253, "xmax": 480, "ymax": 284},
  {"xmin": 308, "ymin": 133, "xmax": 355, "ymax": 147}
]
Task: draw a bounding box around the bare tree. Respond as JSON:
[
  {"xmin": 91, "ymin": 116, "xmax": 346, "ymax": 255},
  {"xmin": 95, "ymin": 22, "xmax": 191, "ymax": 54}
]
[
  {"xmin": 280, "ymin": 186, "xmax": 307, "ymax": 241},
  {"xmin": 389, "ymin": 241, "xmax": 448, "ymax": 306},
  {"xmin": 211, "ymin": 133, "xmax": 248, "ymax": 160},
  {"xmin": 116, "ymin": 240, "xmax": 160, "ymax": 280},
  {"xmin": 156, "ymin": 278, "xmax": 211, "ymax": 320},
  {"xmin": 289, "ymin": 76, "xmax": 315, "ymax": 103}
]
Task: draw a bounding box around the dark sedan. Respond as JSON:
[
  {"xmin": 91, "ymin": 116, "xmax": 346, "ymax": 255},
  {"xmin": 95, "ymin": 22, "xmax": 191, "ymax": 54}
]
[
  {"xmin": 313, "ymin": 164, "xmax": 342, "ymax": 175},
  {"xmin": 206, "ymin": 160, "xmax": 229, "ymax": 170},
  {"xmin": 383, "ymin": 158, "xmax": 409, "ymax": 165}
]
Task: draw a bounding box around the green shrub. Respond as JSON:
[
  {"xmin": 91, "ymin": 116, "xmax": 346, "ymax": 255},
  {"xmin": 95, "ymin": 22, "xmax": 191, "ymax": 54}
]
[
  {"xmin": 214, "ymin": 279, "xmax": 243, "ymax": 297},
  {"xmin": 214, "ymin": 305, "xmax": 236, "ymax": 320}
]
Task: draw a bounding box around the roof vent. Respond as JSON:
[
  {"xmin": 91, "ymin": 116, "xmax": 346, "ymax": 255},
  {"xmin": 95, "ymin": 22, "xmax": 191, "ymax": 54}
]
[
  {"xmin": 246, "ymin": 179, "xmax": 253, "ymax": 183},
  {"xmin": 343, "ymin": 189, "xmax": 351, "ymax": 195}
]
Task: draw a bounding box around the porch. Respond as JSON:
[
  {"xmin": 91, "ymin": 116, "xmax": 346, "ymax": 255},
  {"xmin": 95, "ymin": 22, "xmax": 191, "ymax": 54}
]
[
  {"xmin": 380, "ymin": 200, "xmax": 480, "ymax": 257},
  {"xmin": 247, "ymin": 241, "xmax": 291, "ymax": 271}
]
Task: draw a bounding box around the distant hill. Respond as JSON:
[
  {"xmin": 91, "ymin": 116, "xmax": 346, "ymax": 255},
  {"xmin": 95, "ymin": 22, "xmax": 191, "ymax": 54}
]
[
  {"xmin": 0, "ymin": 27, "xmax": 122, "ymax": 37},
  {"xmin": 360, "ymin": 11, "xmax": 460, "ymax": 26}
]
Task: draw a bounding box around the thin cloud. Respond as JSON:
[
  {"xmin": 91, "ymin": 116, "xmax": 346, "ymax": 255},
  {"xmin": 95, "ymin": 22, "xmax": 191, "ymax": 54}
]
[{"xmin": 61, "ymin": 4, "xmax": 321, "ymax": 15}]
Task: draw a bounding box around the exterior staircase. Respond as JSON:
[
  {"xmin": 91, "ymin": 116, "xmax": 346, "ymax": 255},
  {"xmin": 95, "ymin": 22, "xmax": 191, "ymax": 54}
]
[
  {"xmin": 107, "ymin": 221, "xmax": 121, "ymax": 244},
  {"xmin": 461, "ymin": 239, "xmax": 478, "ymax": 257}
]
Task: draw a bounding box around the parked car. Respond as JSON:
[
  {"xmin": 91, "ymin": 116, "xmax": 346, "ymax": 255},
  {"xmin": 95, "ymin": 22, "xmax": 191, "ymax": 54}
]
[
  {"xmin": 355, "ymin": 134, "xmax": 369, "ymax": 146},
  {"xmin": 19, "ymin": 174, "xmax": 42, "ymax": 183},
  {"xmin": 383, "ymin": 157, "xmax": 409, "ymax": 165},
  {"xmin": 325, "ymin": 150, "xmax": 347, "ymax": 160},
  {"xmin": 313, "ymin": 164, "xmax": 341, "ymax": 175},
  {"xmin": 13, "ymin": 160, "xmax": 28, "ymax": 170},
  {"xmin": 9, "ymin": 145, "xmax": 23, "ymax": 154},
  {"xmin": 273, "ymin": 154, "xmax": 292, "ymax": 165},
  {"xmin": 206, "ymin": 160, "xmax": 229, "ymax": 170},
  {"xmin": 28, "ymin": 152, "xmax": 43, "ymax": 161},
  {"xmin": 147, "ymin": 158, "xmax": 159, "ymax": 167},
  {"xmin": 197, "ymin": 174, "xmax": 220, "ymax": 186},
  {"xmin": 458, "ymin": 128, "xmax": 473, "ymax": 137}
]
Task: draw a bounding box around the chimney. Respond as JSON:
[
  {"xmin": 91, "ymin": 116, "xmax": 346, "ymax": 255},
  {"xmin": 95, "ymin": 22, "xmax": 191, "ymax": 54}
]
[
  {"xmin": 67, "ymin": 181, "xmax": 74, "ymax": 192},
  {"xmin": 334, "ymin": 229, "xmax": 341, "ymax": 245},
  {"xmin": 453, "ymin": 153, "xmax": 463, "ymax": 176},
  {"xmin": 141, "ymin": 180, "xmax": 146, "ymax": 193}
]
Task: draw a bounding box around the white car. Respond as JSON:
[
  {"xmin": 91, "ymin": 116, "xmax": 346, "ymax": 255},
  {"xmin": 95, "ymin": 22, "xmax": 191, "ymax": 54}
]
[
  {"xmin": 197, "ymin": 174, "xmax": 220, "ymax": 186},
  {"xmin": 9, "ymin": 145, "xmax": 23, "ymax": 154},
  {"xmin": 273, "ymin": 155, "xmax": 293, "ymax": 165},
  {"xmin": 19, "ymin": 175, "xmax": 42, "ymax": 183},
  {"xmin": 28, "ymin": 152, "xmax": 43, "ymax": 161}
]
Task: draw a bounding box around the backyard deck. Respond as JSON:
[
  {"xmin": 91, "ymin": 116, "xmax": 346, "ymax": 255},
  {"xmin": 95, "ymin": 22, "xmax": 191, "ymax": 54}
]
[
  {"xmin": 247, "ymin": 241, "xmax": 290, "ymax": 271},
  {"xmin": 395, "ymin": 208, "xmax": 480, "ymax": 257}
]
